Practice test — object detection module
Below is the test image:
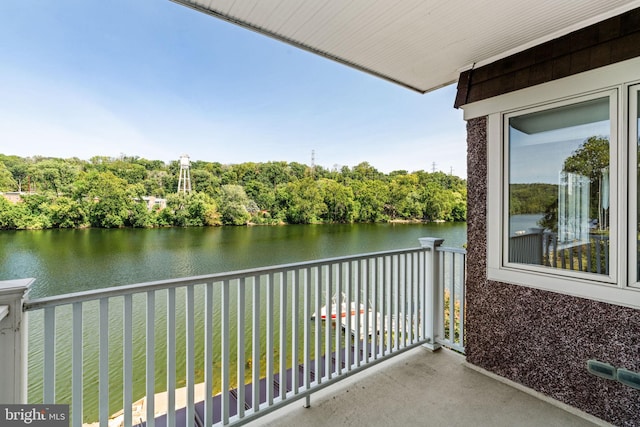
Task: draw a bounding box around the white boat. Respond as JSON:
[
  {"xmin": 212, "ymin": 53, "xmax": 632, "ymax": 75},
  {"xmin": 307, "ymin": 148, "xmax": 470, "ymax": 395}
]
[
  {"xmin": 312, "ymin": 292, "xmax": 366, "ymax": 320},
  {"xmin": 341, "ymin": 311, "xmax": 422, "ymax": 340}
]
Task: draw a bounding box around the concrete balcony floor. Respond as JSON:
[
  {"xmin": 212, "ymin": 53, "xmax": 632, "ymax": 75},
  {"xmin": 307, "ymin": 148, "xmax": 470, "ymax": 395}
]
[{"xmin": 255, "ymin": 347, "xmax": 608, "ymax": 427}]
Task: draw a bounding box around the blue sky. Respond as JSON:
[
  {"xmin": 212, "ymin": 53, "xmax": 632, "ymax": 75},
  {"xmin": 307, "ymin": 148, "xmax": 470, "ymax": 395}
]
[{"xmin": 0, "ymin": 1, "xmax": 467, "ymax": 177}]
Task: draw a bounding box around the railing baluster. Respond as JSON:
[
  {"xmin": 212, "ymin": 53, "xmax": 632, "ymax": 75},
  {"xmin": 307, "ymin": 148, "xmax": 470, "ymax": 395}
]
[
  {"xmin": 384, "ymin": 256, "xmax": 394, "ymax": 355},
  {"xmin": 363, "ymin": 258, "xmax": 369, "ymax": 364},
  {"xmin": 279, "ymin": 272, "xmax": 287, "ymax": 401},
  {"xmin": 186, "ymin": 286, "xmax": 195, "ymax": 427},
  {"xmin": 238, "ymin": 278, "xmax": 246, "ymax": 418},
  {"xmin": 403, "ymin": 254, "xmax": 408, "ymax": 347},
  {"xmin": 292, "ymin": 271, "xmax": 299, "ymax": 395},
  {"xmin": 357, "ymin": 260, "xmax": 362, "ymax": 362},
  {"xmin": 72, "ymin": 302, "xmax": 83, "ymax": 427},
  {"xmin": 604, "ymin": 237, "xmax": 610, "ymax": 275},
  {"xmin": 449, "ymin": 253, "xmax": 456, "ymax": 344},
  {"xmin": 345, "ymin": 261, "xmax": 352, "ymax": 370},
  {"xmin": 314, "ymin": 266, "xmax": 322, "ymax": 385},
  {"xmin": 414, "ymin": 252, "xmax": 421, "ymax": 343},
  {"xmin": 325, "ymin": 265, "xmax": 332, "ymax": 381},
  {"xmin": 252, "ymin": 276, "xmax": 261, "ymax": 413},
  {"xmin": 146, "ymin": 291, "xmax": 156, "ymax": 427},
  {"xmin": 123, "ymin": 295, "xmax": 132, "ymax": 427},
  {"xmin": 439, "ymin": 249, "xmax": 446, "ymax": 343},
  {"xmin": 420, "ymin": 250, "xmax": 426, "ymax": 340},
  {"xmin": 408, "ymin": 253, "xmax": 413, "ymax": 345},
  {"xmin": 266, "ymin": 273, "xmax": 274, "ymax": 405},
  {"xmin": 577, "ymin": 244, "xmax": 583, "ymax": 271},
  {"xmin": 458, "ymin": 253, "xmax": 466, "ymax": 350},
  {"xmin": 221, "ymin": 279, "xmax": 230, "ymax": 424},
  {"xmin": 43, "ymin": 307, "xmax": 56, "ymax": 403},
  {"xmin": 371, "ymin": 258, "xmax": 379, "ymax": 359},
  {"xmin": 409, "ymin": 253, "xmax": 416, "ymax": 344},
  {"xmin": 393, "ymin": 255, "xmax": 400, "ymax": 351},
  {"xmin": 335, "ymin": 263, "xmax": 342, "ymax": 377},
  {"xmin": 205, "ymin": 282, "xmax": 214, "ymax": 427},
  {"xmin": 303, "ymin": 267, "xmax": 311, "ymax": 408},
  {"xmin": 99, "ymin": 299, "xmax": 108, "ymax": 426},
  {"xmin": 167, "ymin": 287, "xmax": 176, "ymax": 427}
]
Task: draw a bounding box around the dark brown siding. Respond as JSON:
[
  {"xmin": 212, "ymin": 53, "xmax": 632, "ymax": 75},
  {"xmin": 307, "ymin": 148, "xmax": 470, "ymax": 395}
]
[
  {"xmin": 466, "ymin": 117, "xmax": 640, "ymax": 426},
  {"xmin": 455, "ymin": 8, "xmax": 640, "ymax": 108}
]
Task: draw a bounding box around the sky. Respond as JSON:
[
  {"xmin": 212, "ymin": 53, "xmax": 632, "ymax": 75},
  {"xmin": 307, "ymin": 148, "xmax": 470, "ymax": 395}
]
[{"xmin": 0, "ymin": 1, "xmax": 467, "ymax": 177}]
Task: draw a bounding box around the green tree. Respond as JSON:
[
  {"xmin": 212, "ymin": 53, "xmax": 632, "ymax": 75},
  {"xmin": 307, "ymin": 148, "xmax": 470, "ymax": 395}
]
[
  {"xmin": 317, "ymin": 178, "xmax": 356, "ymax": 222},
  {"xmin": 0, "ymin": 162, "xmax": 16, "ymax": 191},
  {"xmin": 283, "ymin": 178, "xmax": 326, "ymax": 224},
  {"xmin": 352, "ymin": 180, "xmax": 389, "ymax": 222},
  {"xmin": 32, "ymin": 158, "xmax": 80, "ymax": 196},
  {"xmin": 0, "ymin": 197, "xmax": 21, "ymax": 229},
  {"xmin": 78, "ymin": 171, "xmax": 133, "ymax": 228},
  {"xmin": 388, "ymin": 174, "xmax": 422, "ymax": 219},
  {"xmin": 49, "ymin": 196, "xmax": 88, "ymax": 228},
  {"xmin": 219, "ymin": 185, "xmax": 252, "ymax": 225}
]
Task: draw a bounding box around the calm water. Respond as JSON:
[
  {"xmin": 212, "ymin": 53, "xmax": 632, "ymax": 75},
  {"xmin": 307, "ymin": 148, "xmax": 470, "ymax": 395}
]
[
  {"xmin": 1, "ymin": 223, "xmax": 466, "ymax": 299},
  {"xmin": 1, "ymin": 223, "xmax": 466, "ymax": 422}
]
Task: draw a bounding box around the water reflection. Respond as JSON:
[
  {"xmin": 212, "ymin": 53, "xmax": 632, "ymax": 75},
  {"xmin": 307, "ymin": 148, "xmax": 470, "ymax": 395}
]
[{"xmin": 1, "ymin": 223, "xmax": 466, "ymax": 298}]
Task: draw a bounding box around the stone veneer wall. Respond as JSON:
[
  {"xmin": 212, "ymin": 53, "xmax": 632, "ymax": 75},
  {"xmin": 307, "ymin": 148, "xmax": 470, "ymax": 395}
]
[{"xmin": 465, "ymin": 116, "xmax": 640, "ymax": 426}]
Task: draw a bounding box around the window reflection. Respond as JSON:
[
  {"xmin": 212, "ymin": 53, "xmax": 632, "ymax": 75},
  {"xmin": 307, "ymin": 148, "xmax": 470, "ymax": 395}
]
[{"xmin": 508, "ymin": 97, "xmax": 610, "ymax": 275}]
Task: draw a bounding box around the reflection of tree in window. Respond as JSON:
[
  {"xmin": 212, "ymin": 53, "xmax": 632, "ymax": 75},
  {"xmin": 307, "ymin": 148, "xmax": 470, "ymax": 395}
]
[
  {"xmin": 538, "ymin": 137, "xmax": 609, "ymax": 233},
  {"xmin": 561, "ymin": 136, "xmax": 609, "ymax": 231}
]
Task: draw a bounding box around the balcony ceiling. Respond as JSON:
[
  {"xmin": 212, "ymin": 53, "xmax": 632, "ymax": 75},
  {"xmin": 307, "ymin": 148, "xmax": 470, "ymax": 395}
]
[{"xmin": 172, "ymin": 0, "xmax": 640, "ymax": 93}]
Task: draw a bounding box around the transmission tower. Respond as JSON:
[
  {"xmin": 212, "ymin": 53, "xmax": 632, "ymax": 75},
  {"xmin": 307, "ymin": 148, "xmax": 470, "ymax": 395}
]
[{"xmin": 177, "ymin": 154, "xmax": 192, "ymax": 194}]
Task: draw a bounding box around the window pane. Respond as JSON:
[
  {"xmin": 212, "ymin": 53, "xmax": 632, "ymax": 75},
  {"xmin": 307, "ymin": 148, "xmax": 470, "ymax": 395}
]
[{"xmin": 508, "ymin": 97, "xmax": 610, "ymax": 275}]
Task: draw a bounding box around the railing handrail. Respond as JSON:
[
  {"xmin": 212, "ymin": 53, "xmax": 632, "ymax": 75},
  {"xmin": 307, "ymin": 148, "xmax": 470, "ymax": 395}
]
[
  {"xmin": 437, "ymin": 246, "xmax": 466, "ymax": 255},
  {"xmin": 23, "ymin": 246, "xmax": 430, "ymax": 311}
]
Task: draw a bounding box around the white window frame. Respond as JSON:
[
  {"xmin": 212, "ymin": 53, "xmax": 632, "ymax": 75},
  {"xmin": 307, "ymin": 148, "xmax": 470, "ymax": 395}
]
[
  {"xmin": 502, "ymin": 90, "xmax": 618, "ymax": 284},
  {"xmin": 629, "ymin": 84, "xmax": 640, "ymax": 288},
  {"xmin": 461, "ymin": 56, "xmax": 640, "ymax": 309}
]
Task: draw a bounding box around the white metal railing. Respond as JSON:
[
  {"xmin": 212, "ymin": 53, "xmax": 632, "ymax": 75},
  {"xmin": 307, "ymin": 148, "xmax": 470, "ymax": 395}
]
[{"xmin": 1, "ymin": 238, "xmax": 465, "ymax": 427}]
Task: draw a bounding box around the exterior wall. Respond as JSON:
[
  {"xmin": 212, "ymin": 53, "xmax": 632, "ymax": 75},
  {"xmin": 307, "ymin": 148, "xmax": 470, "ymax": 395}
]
[{"xmin": 466, "ymin": 117, "xmax": 640, "ymax": 426}]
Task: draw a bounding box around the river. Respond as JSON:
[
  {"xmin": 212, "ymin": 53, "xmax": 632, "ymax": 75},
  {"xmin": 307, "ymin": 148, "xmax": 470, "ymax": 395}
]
[
  {"xmin": 0, "ymin": 222, "xmax": 466, "ymax": 422},
  {"xmin": 1, "ymin": 222, "xmax": 466, "ymax": 299}
]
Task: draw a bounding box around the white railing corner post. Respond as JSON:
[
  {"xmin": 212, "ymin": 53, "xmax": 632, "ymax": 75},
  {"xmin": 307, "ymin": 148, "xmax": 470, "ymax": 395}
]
[
  {"xmin": 0, "ymin": 278, "xmax": 34, "ymax": 404},
  {"xmin": 419, "ymin": 238, "xmax": 444, "ymax": 352}
]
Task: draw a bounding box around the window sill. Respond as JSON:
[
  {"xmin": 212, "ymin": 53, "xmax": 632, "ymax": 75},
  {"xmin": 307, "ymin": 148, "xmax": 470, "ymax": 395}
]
[{"xmin": 487, "ymin": 266, "xmax": 640, "ymax": 309}]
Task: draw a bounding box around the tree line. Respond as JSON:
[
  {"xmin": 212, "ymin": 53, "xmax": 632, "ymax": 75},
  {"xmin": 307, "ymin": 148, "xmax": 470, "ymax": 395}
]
[{"xmin": 0, "ymin": 154, "xmax": 466, "ymax": 229}]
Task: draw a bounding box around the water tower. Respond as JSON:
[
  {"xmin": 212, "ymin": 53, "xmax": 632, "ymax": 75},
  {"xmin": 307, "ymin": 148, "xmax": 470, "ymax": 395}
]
[{"xmin": 177, "ymin": 154, "xmax": 192, "ymax": 194}]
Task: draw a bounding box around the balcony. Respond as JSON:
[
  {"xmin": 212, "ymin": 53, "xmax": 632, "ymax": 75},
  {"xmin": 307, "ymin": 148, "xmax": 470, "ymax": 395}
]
[
  {"xmin": 256, "ymin": 347, "xmax": 600, "ymax": 427},
  {"xmin": 0, "ymin": 237, "xmax": 599, "ymax": 427}
]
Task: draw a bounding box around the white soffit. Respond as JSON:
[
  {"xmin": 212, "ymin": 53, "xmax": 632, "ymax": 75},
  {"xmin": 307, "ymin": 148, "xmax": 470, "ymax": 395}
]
[{"xmin": 172, "ymin": 0, "xmax": 640, "ymax": 93}]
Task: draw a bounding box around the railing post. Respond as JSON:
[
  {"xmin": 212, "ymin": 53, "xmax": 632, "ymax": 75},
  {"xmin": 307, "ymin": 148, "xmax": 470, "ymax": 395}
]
[
  {"xmin": 0, "ymin": 278, "xmax": 34, "ymax": 404},
  {"xmin": 419, "ymin": 238, "xmax": 443, "ymax": 352}
]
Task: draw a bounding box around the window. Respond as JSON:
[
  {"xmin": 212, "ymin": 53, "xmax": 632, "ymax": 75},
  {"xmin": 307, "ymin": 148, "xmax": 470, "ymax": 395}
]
[
  {"xmin": 481, "ymin": 58, "xmax": 640, "ymax": 308},
  {"xmin": 507, "ymin": 95, "xmax": 613, "ymax": 279}
]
